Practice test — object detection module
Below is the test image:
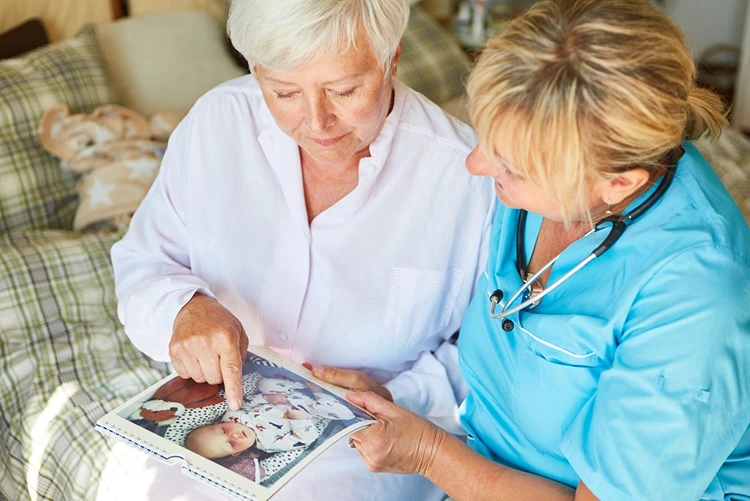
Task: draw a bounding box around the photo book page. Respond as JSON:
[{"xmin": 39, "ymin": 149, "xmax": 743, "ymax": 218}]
[{"xmin": 96, "ymin": 345, "xmax": 375, "ymax": 501}]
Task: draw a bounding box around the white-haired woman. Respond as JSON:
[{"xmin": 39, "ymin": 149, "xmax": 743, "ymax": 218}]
[
  {"xmin": 111, "ymin": 0, "xmax": 494, "ymax": 499},
  {"xmin": 345, "ymin": 1, "xmax": 750, "ymax": 500}
]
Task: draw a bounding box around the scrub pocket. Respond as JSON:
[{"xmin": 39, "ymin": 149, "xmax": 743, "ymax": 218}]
[
  {"xmin": 384, "ymin": 267, "xmax": 464, "ymax": 338},
  {"xmin": 510, "ymin": 315, "xmax": 609, "ymax": 454},
  {"xmin": 515, "ymin": 313, "xmax": 610, "ymax": 369}
]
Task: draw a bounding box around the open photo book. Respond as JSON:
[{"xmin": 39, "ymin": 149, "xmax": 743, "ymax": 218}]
[{"xmin": 96, "ymin": 345, "xmax": 375, "ymax": 501}]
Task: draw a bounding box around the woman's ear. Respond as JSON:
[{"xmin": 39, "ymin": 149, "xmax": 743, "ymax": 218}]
[
  {"xmin": 390, "ymin": 44, "xmax": 402, "ymax": 78},
  {"xmin": 600, "ymin": 167, "xmax": 651, "ymax": 205}
]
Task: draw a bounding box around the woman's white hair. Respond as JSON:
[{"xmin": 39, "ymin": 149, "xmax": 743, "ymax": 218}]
[{"xmin": 227, "ymin": 0, "xmax": 410, "ymax": 73}]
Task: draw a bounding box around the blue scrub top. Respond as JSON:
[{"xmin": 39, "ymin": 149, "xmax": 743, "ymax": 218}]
[{"xmin": 458, "ymin": 143, "xmax": 750, "ymax": 501}]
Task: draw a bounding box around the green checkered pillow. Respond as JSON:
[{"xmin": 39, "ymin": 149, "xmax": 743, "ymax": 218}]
[
  {"xmin": 398, "ymin": 6, "xmax": 470, "ymax": 105},
  {"xmin": 0, "ymin": 229, "xmax": 169, "ymax": 501},
  {"xmin": 0, "ymin": 25, "xmax": 117, "ymax": 233},
  {"xmin": 695, "ymin": 129, "xmax": 750, "ymax": 222}
]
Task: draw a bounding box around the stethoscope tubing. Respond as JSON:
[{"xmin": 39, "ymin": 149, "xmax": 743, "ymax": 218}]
[
  {"xmin": 489, "ymin": 158, "xmax": 677, "ymax": 322},
  {"xmin": 490, "ymin": 251, "xmax": 596, "ymax": 319}
]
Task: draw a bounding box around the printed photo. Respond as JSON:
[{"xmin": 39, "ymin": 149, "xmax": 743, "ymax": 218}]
[{"xmin": 118, "ymin": 350, "xmax": 372, "ymax": 488}]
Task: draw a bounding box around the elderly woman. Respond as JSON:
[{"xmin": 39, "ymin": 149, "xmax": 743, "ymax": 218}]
[
  {"xmin": 111, "ymin": 0, "xmax": 493, "ymax": 499},
  {"xmin": 344, "ymin": 1, "xmax": 750, "ymax": 500}
]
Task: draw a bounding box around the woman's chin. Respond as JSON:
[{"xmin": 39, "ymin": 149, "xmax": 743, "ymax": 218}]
[{"xmin": 494, "ymin": 185, "xmax": 518, "ymax": 209}]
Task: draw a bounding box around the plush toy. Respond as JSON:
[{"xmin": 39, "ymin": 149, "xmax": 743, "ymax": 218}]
[
  {"xmin": 127, "ymin": 399, "xmax": 186, "ymax": 427},
  {"xmin": 127, "ymin": 378, "xmax": 225, "ymax": 429},
  {"xmin": 38, "ymin": 103, "xmax": 184, "ymax": 230}
]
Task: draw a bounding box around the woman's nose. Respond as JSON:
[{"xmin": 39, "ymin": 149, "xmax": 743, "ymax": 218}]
[
  {"xmin": 466, "ymin": 147, "xmax": 494, "ymax": 177},
  {"xmin": 305, "ymin": 95, "xmax": 333, "ymax": 134}
]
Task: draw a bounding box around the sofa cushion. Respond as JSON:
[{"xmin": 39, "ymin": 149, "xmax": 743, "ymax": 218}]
[
  {"xmin": 96, "ymin": 10, "xmax": 247, "ymax": 116},
  {"xmin": 695, "ymin": 128, "xmax": 750, "ymax": 222},
  {"xmin": 0, "ymin": 25, "xmax": 116, "ymax": 233},
  {"xmin": 398, "ymin": 6, "xmax": 470, "ymax": 105},
  {"xmin": 0, "ymin": 18, "xmax": 49, "ymax": 60},
  {"xmin": 0, "ymin": 229, "xmax": 169, "ymax": 501}
]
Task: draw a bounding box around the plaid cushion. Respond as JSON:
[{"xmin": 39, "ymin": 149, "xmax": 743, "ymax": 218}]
[
  {"xmin": 398, "ymin": 6, "xmax": 470, "ymax": 105},
  {"xmin": 695, "ymin": 129, "xmax": 750, "ymax": 222},
  {"xmin": 0, "ymin": 229, "xmax": 169, "ymax": 501},
  {"xmin": 0, "ymin": 25, "xmax": 116, "ymax": 234}
]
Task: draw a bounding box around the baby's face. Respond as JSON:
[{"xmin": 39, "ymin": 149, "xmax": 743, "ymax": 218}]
[
  {"xmin": 264, "ymin": 393, "xmax": 289, "ymax": 405},
  {"xmin": 186, "ymin": 422, "xmax": 256, "ymax": 459}
]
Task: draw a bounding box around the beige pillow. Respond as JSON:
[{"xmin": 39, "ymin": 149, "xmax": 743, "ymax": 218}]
[
  {"xmin": 96, "ymin": 10, "xmax": 246, "ymax": 116},
  {"xmin": 0, "ymin": 0, "xmax": 113, "ymax": 42},
  {"xmin": 441, "ymin": 95, "xmax": 470, "ymax": 125}
]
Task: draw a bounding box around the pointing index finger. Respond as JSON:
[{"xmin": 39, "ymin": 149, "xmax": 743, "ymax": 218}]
[{"xmin": 220, "ymin": 344, "xmax": 244, "ymax": 410}]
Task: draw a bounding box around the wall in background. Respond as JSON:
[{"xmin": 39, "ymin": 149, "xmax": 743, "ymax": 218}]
[{"xmin": 661, "ymin": 0, "xmax": 747, "ymax": 57}]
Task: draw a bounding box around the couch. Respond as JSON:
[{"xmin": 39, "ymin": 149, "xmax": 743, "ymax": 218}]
[
  {"xmin": 0, "ymin": 5, "xmax": 748, "ymax": 501},
  {"xmin": 0, "ymin": 6, "xmax": 472, "ymax": 500}
]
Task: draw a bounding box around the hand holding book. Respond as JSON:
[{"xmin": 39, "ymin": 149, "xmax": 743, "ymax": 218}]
[{"xmin": 346, "ymin": 391, "xmax": 445, "ymax": 477}]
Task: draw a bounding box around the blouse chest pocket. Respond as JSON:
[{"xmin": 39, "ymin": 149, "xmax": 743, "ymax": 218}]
[{"xmin": 384, "ymin": 267, "xmax": 465, "ymax": 338}]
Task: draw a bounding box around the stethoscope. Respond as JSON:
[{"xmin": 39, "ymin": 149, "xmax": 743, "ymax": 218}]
[{"xmin": 489, "ymin": 164, "xmax": 676, "ymax": 324}]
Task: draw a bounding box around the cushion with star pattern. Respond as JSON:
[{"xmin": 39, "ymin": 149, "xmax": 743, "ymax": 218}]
[{"xmin": 38, "ymin": 102, "xmax": 183, "ymax": 230}]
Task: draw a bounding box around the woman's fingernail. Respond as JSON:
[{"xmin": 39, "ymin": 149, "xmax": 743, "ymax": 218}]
[
  {"xmin": 230, "ymin": 398, "xmax": 241, "ymax": 410},
  {"xmin": 302, "ymin": 362, "xmax": 312, "ymax": 370}
]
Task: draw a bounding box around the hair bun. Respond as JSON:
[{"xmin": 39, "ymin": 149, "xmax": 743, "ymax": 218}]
[{"xmin": 684, "ymin": 87, "xmax": 727, "ymax": 140}]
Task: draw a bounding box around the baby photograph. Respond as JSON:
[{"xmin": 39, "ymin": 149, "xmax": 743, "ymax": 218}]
[{"xmin": 118, "ymin": 350, "xmax": 372, "ymax": 487}]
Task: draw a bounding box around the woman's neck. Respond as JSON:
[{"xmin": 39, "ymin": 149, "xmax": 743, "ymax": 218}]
[{"xmin": 300, "ymin": 148, "xmax": 368, "ymax": 223}]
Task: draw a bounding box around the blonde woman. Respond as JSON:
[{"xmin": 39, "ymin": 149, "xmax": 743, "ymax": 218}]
[{"xmin": 342, "ymin": 1, "xmax": 750, "ymax": 499}]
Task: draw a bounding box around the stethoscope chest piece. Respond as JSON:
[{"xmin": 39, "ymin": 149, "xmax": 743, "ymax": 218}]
[{"xmin": 521, "ymin": 281, "xmax": 543, "ymax": 309}]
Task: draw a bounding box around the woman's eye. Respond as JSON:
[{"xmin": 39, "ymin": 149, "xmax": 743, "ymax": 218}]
[
  {"xmin": 500, "ymin": 164, "xmax": 523, "ymax": 180},
  {"xmin": 274, "ymin": 91, "xmax": 298, "ymax": 99},
  {"xmin": 330, "ymin": 88, "xmax": 355, "ymax": 98}
]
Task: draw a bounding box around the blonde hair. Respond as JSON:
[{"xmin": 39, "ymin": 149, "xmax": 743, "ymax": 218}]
[
  {"xmin": 468, "ymin": 0, "xmax": 727, "ymax": 223},
  {"xmin": 227, "ymin": 0, "xmax": 409, "ymax": 73}
]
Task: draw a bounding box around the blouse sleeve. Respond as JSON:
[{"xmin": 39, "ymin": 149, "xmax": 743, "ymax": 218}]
[
  {"xmin": 559, "ymin": 244, "xmax": 750, "ymax": 501},
  {"xmin": 110, "ymin": 95, "xmax": 221, "ymax": 361}
]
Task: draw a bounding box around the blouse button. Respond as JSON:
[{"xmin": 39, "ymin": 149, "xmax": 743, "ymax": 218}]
[
  {"xmin": 366, "ymin": 163, "xmax": 377, "ymax": 174},
  {"xmin": 279, "ymin": 331, "xmax": 289, "ymax": 341}
]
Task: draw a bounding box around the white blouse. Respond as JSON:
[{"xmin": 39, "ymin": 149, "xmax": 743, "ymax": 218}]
[{"xmin": 111, "ymin": 75, "xmax": 494, "ymax": 499}]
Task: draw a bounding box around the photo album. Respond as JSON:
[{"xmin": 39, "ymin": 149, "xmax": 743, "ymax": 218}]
[{"xmin": 96, "ymin": 345, "xmax": 375, "ymax": 501}]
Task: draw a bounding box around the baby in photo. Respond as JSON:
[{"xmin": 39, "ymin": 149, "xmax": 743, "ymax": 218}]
[
  {"xmin": 185, "ymin": 376, "xmax": 354, "ymax": 460},
  {"xmin": 185, "ymin": 395, "xmax": 318, "ymax": 459}
]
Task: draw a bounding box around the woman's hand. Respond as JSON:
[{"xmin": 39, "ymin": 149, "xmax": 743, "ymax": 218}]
[
  {"xmin": 302, "ymin": 364, "xmax": 392, "ymax": 401},
  {"xmin": 346, "ymin": 391, "xmax": 446, "ymax": 476},
  {"xmin": 169, "ymin": 292, "xmax": 248, "ymax": 410}
]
